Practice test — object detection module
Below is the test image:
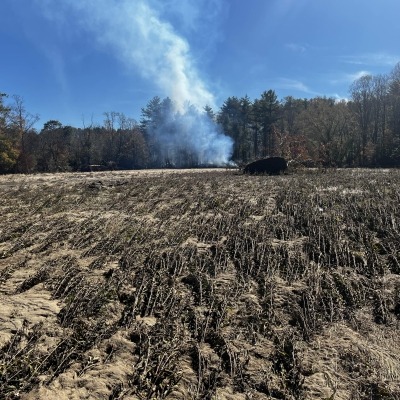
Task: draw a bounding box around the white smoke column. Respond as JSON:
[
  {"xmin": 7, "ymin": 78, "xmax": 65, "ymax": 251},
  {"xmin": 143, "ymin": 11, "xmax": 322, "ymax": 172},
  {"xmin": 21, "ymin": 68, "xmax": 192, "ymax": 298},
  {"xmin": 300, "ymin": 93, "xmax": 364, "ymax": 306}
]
[
  {"xmin": 39, "ymin": 0, "xmax": 233, "ymax": 164},
  {"xmin": 41, "ymin": 0, "xmax": 213, "ymax": 111},
  {"xmin": 152, "ymin": 102, "xmax": 233, "ymax": 166}
]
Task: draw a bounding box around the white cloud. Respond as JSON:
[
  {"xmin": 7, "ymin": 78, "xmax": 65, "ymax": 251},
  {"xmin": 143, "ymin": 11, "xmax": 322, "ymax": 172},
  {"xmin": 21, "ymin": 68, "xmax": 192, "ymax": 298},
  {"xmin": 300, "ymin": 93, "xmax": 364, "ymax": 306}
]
[
  {"xmin": 341, "ymin": 52, "xmax": 400, "ymax": 67},
  {"xmin": 347, "ymin": 70, "xmax": 371, "ymax": 81},
  {"xmin": 277, "ymin": 78, "xmax": 317, "ymax": 95},
  {"xmin": 330, "ymin": 70, "xmax": 371, "ymax": 85},
  {"xmin": 331, "ymin": 94, "xmax": 349, "ymax": 103},
  {"xmin": 285, "ymin": 43, "xmax": 307, "ymax": 53}
]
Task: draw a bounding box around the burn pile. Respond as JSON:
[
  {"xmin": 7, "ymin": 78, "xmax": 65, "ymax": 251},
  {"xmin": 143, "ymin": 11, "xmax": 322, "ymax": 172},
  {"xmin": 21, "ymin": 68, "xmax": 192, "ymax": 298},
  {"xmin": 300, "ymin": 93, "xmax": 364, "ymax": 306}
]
[{"xmin": 244, "ymin": 157, "xmax": 288, "ymax": 175}]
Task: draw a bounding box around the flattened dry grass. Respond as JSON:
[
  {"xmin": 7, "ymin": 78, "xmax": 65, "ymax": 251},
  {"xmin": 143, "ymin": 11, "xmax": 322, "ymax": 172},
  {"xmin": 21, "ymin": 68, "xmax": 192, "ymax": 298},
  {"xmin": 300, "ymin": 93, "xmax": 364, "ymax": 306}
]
[{"xmin": 0, "ymin": 168, "xmax": 400, "ymax": 399}]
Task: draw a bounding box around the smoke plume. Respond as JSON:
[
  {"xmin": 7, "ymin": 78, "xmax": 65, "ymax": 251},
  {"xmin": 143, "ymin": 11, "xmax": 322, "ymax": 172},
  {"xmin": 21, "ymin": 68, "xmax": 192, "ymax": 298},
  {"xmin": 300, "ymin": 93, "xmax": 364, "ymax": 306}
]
[
  {"xmin": 144, "ymin": 99, "xmax": 233, "ymax": 167},
  {"xmin": 39, "ymin": 0, "xmax": 233, "ymax": 165}
]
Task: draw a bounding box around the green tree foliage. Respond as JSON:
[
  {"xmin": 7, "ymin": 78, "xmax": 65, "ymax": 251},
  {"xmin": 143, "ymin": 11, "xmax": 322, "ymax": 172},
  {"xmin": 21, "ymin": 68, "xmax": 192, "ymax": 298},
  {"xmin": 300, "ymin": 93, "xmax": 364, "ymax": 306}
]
[
  {"xmin": 204, "ymin": 105, "xmax": 216, "ymax": 121},
  {"xmin": 3, "ymin": 62, "xmax": 400, "ymax": 173},
  {"xmin": 217, "ymin": 94, "xmax": 276, "ymax": 163},
  {"xmin": 0, "ymin": 93, "xmax": 17, "ymax": 173},
  {"xmin": 217, "ymin": 96, "xmax": 244, "ymax": 161},
  {"xmin": 0, "ymin": 136, "xmax": 18, "ymax": 173},
  {"xmin": 0, "ymin": 93, "xmax": 10, "ymax": 133},
  {"xmin": 140, "ymin": 96, "xmax": 170, "ymax": 167},
  {"xmin": 255, "ymin": 90, "xmax": 280, "ymax": 157}
]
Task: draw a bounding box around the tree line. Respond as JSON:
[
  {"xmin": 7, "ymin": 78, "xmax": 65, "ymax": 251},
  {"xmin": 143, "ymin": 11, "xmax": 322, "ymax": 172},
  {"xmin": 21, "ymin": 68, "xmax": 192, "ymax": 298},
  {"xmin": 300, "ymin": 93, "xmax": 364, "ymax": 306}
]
[{"xmin": 1, "ymin": 62, "xmax": 400, "ymax": 174}]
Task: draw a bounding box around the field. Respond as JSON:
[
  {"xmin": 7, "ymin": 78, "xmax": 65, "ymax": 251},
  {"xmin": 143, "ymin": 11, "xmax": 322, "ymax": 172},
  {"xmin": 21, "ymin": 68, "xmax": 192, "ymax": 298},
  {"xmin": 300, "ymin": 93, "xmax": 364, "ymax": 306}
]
[{"xmin": 1, "ymin": 168, "xmax": 400, "ymax": 400}]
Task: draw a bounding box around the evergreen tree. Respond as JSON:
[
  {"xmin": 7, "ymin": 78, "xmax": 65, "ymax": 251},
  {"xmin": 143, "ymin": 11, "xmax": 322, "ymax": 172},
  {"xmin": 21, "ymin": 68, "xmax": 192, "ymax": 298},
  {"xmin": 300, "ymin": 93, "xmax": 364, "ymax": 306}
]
[{"xmin": 256, "ymin": 90, "xmax": 280, "ymax": 157}]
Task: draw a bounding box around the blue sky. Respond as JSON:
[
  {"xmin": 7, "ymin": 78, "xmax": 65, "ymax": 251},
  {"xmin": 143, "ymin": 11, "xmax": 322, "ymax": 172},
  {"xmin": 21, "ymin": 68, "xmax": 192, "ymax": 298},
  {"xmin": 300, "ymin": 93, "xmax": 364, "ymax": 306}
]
[{"xmin": 1, "ymin": 0, "xmax": 400, "ymax": 129}]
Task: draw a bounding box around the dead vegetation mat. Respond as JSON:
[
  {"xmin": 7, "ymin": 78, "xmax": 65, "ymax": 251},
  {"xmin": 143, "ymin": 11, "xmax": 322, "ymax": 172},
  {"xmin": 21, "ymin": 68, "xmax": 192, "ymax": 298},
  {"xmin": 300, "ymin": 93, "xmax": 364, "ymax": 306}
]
[{"xmin": 1, "ymin": 168, "xmax": 400, "ymax": 399}]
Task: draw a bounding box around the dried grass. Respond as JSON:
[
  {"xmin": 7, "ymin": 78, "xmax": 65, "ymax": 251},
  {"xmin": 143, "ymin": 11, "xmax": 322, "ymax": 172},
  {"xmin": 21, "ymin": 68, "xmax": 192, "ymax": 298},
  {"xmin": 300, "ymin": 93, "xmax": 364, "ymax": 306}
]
[{"xmin": 0, "ymin": 168, "xmax": 400, "ymax": 399}]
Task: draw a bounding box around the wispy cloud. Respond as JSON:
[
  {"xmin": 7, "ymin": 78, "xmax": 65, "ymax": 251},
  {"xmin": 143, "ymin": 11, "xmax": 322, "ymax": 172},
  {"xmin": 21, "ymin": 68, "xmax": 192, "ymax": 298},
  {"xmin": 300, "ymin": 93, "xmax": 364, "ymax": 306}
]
[
  {"xmin": 277, "ymin": 78, "xmax": 318, "ymax": 95},
  {"xmin": 285, "ymin": 43, "xmax": 307, "ymax": 53},
  {"xmin": 331, "ymin": 94, "xmax": 349, "ymax": 103},
  {"xmin": 341, "ymin": 52, "xmax": 399, "ymax": 67},
  {"xmin": 330, "ymin": 70, "xmax": 371, "ymax": 85},
  {"xmin": 346, "ymin": 70, "xmax": 371, "ymax": 81},
  {"xmin": 43, "ymin": 46, "xmax": 69, "ymax": 95}
]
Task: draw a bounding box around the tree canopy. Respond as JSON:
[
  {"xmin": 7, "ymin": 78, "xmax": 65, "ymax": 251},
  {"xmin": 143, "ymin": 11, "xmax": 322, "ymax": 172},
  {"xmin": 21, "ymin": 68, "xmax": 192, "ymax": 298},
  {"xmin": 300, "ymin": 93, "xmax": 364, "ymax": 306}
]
[{"xmin": 1, "ymin": 62, "xmax": 400, "ymax": 173}]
